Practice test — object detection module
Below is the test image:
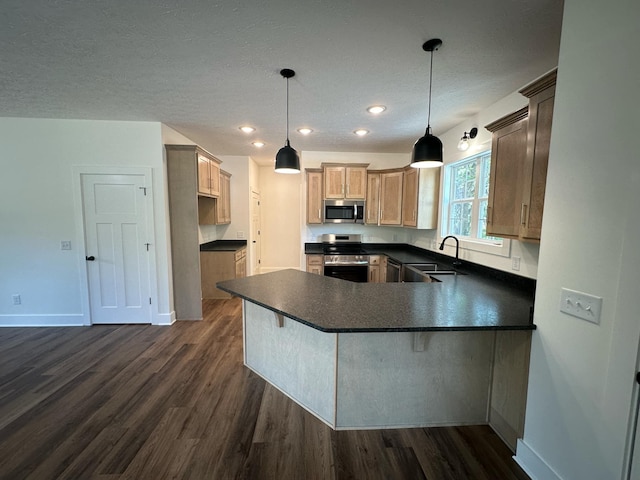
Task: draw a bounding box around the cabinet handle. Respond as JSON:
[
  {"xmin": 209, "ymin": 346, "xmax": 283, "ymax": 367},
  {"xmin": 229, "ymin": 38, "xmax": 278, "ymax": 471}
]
[
  {"xmin": 318, "ymin": 208, "xmax": 321, "ymax": 220},
  {"xmin": 520, "ymin": 203, "xmax": 528, "ymax": 225}
]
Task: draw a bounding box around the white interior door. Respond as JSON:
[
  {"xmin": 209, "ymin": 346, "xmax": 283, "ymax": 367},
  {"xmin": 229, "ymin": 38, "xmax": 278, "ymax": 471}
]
[
  {"xmin": 81, "ymin": 173, "xmax": 151, "ymax": 324},
  {"xmin": 251, "ymin": 191, "xmax": 261, "ymax": 275}
]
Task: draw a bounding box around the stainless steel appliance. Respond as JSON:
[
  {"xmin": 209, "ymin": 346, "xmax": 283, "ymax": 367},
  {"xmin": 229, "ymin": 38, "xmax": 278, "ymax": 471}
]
[
  {"xmin": 321, "ymin": 234, "xmax": 369, "ymax": 282},
  {"xmin": 323, "ymin": 200, "xmax": 365, "ymax": 224}
]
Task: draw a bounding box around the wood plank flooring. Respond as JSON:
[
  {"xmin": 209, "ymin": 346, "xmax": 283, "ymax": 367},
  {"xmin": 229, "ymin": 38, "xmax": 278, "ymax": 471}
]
[{"xmin": 0, "ymin": 298, "xmax": 530, "ymax": 480}]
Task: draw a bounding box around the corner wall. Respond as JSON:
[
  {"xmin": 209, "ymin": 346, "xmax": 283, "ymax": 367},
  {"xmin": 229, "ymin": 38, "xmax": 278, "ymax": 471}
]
[{"xmin": 516, "ymin": 0, "xmax": 640, "ymax": 478}]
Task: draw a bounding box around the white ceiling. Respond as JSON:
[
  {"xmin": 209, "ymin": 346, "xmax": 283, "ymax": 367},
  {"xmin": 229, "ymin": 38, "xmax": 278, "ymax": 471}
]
[{"xmin": 1, "ymin": 0, "xmax": 563, "ymax": 165}]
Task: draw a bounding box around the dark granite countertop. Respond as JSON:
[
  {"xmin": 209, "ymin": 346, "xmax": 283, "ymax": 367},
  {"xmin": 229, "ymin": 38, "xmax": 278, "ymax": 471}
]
[
  {"xmin": 217, "ymin": 267, "xmax": 536, "ymax": 333},
  {"xmin": 200, "ymin": 240, "xmax": 247, "ymax": 252}
]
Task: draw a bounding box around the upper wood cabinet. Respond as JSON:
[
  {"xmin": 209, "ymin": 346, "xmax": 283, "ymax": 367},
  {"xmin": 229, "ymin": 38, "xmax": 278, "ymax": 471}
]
[
  {"xmin": 323, "ymin": 164, "xmax": 368, "ymax": 200},
  {"xmin": 197, "ymin": 153, "xmax": 221, "ymax": 198},
  {"xmin": 401, "ymin": 166, "xmax": 440, "ymax": 229},
  {"xmin": 216, "ymin": 170, "xmax": 232, "ymax": 225},
  {"xmin": 306, "ymin": 169, "xmax": 323, "ymax": 224},
  {"xmin": 485, "ymin": 108, "xmax": 529, "ymax": 238},
  {"xmin": 484, "ymin": 69, "xmax": 556, "ymax": 242},
  {"xmin": 379, "ymin": 170, "xmax": 403, "ymax": 226},
  {"xmin": 519, "ymin": 69, "xmax": 557, "ymax": 241},
  {"xmin": 366, "ymin": 172, "xmax": 381, "ymax": 225}
]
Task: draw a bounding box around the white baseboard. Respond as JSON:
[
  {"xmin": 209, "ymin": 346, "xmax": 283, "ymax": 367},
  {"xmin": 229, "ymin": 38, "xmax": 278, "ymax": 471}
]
[
  {"xmin": 259, "ymin": 267, "xmax": 302, "ymax": 274},
  {"xmin": 154, "ymin": 310, "xmax": 176, "ymax": 326},
  {"xmin": 0, "ymin": 314, "xmax": 86, "ymax": 327},
  {"xmin": 514, "ymin": 439, "xmax": 562, "ymax": 480}
]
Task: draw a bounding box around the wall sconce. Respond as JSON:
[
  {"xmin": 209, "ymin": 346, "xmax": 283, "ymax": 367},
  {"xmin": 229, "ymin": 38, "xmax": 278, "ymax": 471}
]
[{"xmin": 457, "ymin": 127, "xmax": 478, "ymax": 151}]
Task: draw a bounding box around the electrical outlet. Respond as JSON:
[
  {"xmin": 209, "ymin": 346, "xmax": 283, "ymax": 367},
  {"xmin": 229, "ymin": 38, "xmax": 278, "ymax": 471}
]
[
  {"xmin": 12, "ymin": 294, "xmax": 21, "ymax": 305},
  {"xmin": 560, "ymin": 288, "xmax": 602, "ymax": 324},
  {"xmin": 511, "ymin": 256, "xmax": 521, "ymax": 271},
  {"xmin": 61, "ymin": 240, "xmax": 72, "ymax": 250},
  {"xmin": 237, "ymin": 231, "xmax": 245, "ymax": 239}
]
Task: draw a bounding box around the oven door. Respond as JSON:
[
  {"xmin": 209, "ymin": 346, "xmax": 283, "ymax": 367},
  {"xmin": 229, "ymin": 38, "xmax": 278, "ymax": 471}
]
[{"xmin": 324, "ymin": 265, "xmax": 368, "ymax": 283}]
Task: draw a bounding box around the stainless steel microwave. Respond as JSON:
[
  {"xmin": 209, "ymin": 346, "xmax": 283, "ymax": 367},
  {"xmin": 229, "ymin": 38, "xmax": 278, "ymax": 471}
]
[{"xmin": 323, "ymin": 200, "xmax": 365, "ymax": 224}]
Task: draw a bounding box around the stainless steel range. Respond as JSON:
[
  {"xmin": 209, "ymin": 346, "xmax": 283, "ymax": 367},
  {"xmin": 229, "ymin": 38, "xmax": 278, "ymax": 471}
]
[{"xmin": 321, "ymin": 234, "xmax": 369, "ymax": 282}]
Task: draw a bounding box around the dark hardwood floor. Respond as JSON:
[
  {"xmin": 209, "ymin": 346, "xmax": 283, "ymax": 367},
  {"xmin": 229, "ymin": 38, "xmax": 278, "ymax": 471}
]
[{"xmin": 0, "ymin": 298, "xmax": 530, "ymax": 480}]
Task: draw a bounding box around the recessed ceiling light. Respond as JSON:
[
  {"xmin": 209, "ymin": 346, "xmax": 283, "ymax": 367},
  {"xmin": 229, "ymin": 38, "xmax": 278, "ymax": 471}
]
[
  {"xmin": 367, "ymin": 105, "xmax": 386, "ymax": 114},
  {"xmin": 239, "ymin": 126, "xmax": 256, "ymax": 133},
  {"xmin": 354, "ymin": 129, "xmax": 369, "ymax": 136},
  {"xmin": 252, "ymin": 141, "xmax": 265, "ymax": 148},
  {"xmin": 297, "ymin": 127, "xmax": 313, "ymax": 135}
]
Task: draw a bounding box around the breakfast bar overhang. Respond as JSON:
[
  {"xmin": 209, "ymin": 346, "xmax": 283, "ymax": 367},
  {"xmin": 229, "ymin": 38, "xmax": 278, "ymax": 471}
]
[{"xmin": 217, "ymin": 269, "xmax": 535, "ymax": 449}]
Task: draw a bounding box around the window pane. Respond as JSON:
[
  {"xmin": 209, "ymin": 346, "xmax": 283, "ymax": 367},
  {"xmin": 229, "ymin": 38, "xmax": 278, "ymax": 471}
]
[
  {"xmin": 480, "ymin": 156, "xmax": 491, "ymax": 199},
  {"xmin": 450, "ymin": 202, "xmax": 472, "ymax": 237}
]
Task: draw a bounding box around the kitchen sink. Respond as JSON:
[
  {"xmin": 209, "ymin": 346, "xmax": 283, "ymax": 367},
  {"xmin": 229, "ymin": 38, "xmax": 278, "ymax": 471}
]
[{"xmin": 402, "ymin": 264, "xmax": 467, "ymax": 282}]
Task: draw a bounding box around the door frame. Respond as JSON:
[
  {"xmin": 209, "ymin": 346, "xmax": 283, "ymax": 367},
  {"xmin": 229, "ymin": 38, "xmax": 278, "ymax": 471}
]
[{"xmin": 72, "ymin": 166, "xmax": 158, "ymax": 325}]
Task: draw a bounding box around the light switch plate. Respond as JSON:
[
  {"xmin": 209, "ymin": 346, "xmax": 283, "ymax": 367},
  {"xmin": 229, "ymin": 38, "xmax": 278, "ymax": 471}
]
[{"xmin": 560, "ymin": 288, "xmax": 602, "ymax": 324}]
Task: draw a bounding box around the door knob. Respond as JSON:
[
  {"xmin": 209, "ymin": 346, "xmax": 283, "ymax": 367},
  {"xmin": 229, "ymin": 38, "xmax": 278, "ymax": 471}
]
[{"xmin": 86, "ymin": 256, "xmax": 95, "ymax": 261}]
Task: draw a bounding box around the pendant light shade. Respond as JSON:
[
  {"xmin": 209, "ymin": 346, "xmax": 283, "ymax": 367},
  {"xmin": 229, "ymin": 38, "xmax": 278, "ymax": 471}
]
[
  {"xmin": 275, "ymin": 68, "xmax": 300, "ymax": 174},
  {"xmin": 411, "ymin": 38, "xmax": 444, "ymax": 169}
]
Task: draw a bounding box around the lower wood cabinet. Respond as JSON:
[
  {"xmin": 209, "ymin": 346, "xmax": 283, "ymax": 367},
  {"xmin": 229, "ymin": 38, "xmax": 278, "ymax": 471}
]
[
  {"xmin": 306, "ymin": 254, "xmax": 323, "ymax": 275},
  {"xmin": 368, "ymin": 255, "xmax": 383, "ymax": 283},
  {"xmin": 201, "ymin": 247, "xmax": 246, "ymax": 299}
]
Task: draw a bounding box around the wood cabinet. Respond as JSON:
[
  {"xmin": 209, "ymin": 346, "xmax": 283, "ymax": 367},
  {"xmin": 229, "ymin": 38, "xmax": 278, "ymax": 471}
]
[
  {"xmin": 306, "ymin": 169, "xmax": 323, "ymax": 224},
  {"xmin": 365, "ymin": 172, "xmax": 381, "ymax": 225},
  {"xmin": 519, "ymin": 69, "xmax": 557, "ymax": 241},
  {"xmin": 402, "ymin": 166, "xmax": 440, "ymax": 229},
  {"xmin": 323, "ymin": 164, "xmax": 368, "ymax": 200},
  {"xmin": 485, "ymin": 108, "xmax": 529, "ymax": 239},
  {"xmin": 368, "ymin": 255, "xmax": 383, "ymax": 283},
  {"xmin": 216, "ymin": 170, "xmax": 231, "ymax": 224},
  {"xmin": 201, "ymin": 247, "xmax": 246, "ymax": 299},
  {"xmin": 166, "ymin": 144, "xmax": 227, "ymax": 320},
  {"xmin": 197, "ymin": 153, "xmax": 221, "ymax": 197},
  {"xmin": 485, "ymin": 69, "xmax": 556, "ymax": 242},
  {"xmin": 306, "ymin": 254, "xmax": 324, "ymax": 275},
  {"xmin": 379, "ymin": 170, "xmax": 404, "ymax": 226}
]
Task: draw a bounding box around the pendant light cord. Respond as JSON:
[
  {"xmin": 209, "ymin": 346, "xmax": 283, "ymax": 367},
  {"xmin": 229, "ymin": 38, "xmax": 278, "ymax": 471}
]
[
  {"xmin": 427, "ymin": 49, "xmax": 433, "ymax": 131},
  {"xmin": 286, "ymin": 76, "xmax": 290, "ymax": 145}
]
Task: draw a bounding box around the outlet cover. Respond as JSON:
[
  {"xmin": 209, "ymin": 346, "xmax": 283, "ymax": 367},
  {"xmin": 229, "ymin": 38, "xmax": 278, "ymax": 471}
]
[
  {"xmin": 61, "ymin": 240, "xmax": 72, "ymax": 250},
  {"xmin": 12, "ymin": 294, "xmax": 21, "ymax": 305},
  {"xmin": 560, "ymin": 288, "xmax": 602, "ymax": 324},
  {"xmin": 512, "ymin": 256, "xmax": 521, "ymax": 271},
  {"xmin": 236, "ymin": 231, "xmax": 245, "ymax": 239}
]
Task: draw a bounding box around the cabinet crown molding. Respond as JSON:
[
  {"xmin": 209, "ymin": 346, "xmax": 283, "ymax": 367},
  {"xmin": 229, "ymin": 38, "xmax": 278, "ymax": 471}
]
[
  {"xmin": 519, "ymin": 68, "xmax": 558, "ymax": 98},
  {"xmin": 485, "ymin": 107, "xmax": 529, "ymax": 133}
]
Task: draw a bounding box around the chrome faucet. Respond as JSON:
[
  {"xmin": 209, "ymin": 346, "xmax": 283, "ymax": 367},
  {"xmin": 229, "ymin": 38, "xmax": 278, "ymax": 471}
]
[{"xmin": 439, "ymin": 235, "xmax": 462, "ymax": 268}]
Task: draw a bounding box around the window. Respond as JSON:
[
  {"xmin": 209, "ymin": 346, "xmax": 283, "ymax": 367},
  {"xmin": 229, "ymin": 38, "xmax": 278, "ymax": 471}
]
[{"xmin": 441, "ymin": 151, "xmax": 509, "ymax": 255}]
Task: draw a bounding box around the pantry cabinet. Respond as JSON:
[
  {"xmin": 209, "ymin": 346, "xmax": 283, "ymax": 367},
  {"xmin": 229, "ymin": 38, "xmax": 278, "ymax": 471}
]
[
  {"xmin": 323, "ymin": 164, "xmax": 368, "ymax": 200},
  {"xmin": 402, "ymin": 166, "xmax": 440, "ymax": 229},
  {"xmin": 306, "ymin": 169, "xmax": 323, "ymax": 224}
]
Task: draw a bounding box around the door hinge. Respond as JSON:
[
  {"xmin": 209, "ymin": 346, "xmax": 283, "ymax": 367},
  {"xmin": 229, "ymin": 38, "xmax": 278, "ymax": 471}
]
[
  {"xmin": 258, "ymin": 259, "xmax": 261, "ymax": 264},
  {"xmin": 149, "ymin": 297, "xmax": 152, "ymax": 305},
  {"xmin": 139, "ymin": 186, "xmax": 148, "ymax": 196},
  {"xmin": 145, "ymin": 243, "xmax": 151, "ymax": 251}
]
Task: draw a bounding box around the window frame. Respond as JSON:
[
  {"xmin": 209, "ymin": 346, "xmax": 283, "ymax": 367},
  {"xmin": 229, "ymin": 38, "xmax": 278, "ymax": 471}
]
[{"xmin": 440, "ymin": 150, "xmax": 511, "ymax": 257}]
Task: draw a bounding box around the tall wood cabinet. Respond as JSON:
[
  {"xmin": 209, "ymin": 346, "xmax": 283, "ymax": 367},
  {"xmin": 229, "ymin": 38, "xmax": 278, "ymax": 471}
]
[
  {"xmin": 402, "ymin": 166, "xmax": 440, "ymax": 229},
  {"xmin": 323, "ymin": 164, "xmax": 368, "ymax": 200},
  {"xmin": 519, "ymin": 69, "xmax": 557, "ymax": 241},
  {"xmin": 485, "ymin": 68, "xmax": 556, "ymax": 242},
  {"xmin": 166, "ymin": 145, "xmax": 223, "ymax": 320},
  {"xmin": 197, "ymin": 153, "xmax": 221, "ymax": 197},
  {"xmin": 306, "ymin": 169, "xmax": 323, "ymax": 224}
]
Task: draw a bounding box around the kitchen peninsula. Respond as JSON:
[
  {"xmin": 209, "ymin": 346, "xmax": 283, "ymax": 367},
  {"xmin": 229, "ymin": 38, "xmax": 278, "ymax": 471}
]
[{"xmin": 217, "ymin": 264, "xmax": 535, "ymax": 450}]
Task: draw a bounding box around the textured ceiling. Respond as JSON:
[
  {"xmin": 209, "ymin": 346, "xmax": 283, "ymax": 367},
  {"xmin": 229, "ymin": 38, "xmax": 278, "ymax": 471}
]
[{"xmin": 1, "ymin": 0, "xmax": 564, "ymax": 165}]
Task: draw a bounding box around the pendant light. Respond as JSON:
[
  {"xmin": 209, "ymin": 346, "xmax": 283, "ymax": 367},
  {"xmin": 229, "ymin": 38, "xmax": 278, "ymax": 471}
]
[
  {"xmin": 275, "ymin": 68, "xmax": 300, "ymax": 174},
  {"xmin": 411, "ymin": 38, "xmax": 443, "ymax": 168}
]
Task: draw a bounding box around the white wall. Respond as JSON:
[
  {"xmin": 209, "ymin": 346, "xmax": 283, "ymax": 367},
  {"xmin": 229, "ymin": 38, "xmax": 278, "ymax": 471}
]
[
  {"xmin": 258, "ymin": 166, "xmax": 302, "ymax": 272},
  {"xmin": 515, "ymin": 1, "xmax": 640, "ymax": 479},
  {"xmin": 0, "ymin": 118, "xmax": 171, "ymax": 325}
]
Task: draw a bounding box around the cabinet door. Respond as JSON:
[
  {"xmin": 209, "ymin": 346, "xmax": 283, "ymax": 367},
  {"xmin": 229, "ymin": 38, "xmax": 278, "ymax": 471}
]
[
  {"xmin": 486, "ymin": 116, "xmax": 528, "ymax": 238},
  {"xmin": 216, "ymin": 172, "xmax": 231, "ymax": 224},
  {"xmin": 521, "ymin": 86, "xmax": 555, "ymax": 241},
  {"xmin": 306, "ymin": 171, "xmax": 323, "ymax": 224},
  {"xmin": 306, "ymin": 254, "xmax": 324, "ymax": 275},
  {"xmin": 379, "ymin": 171, "xmax": 403, "ymax": 225},
  {"xmin": 235, "ymin": 255, "xmax": 246, "ymax": 279},
  {"xmin": 324, "ymin": 166, "xmax": 346, "ymax": 199},
  {"xmin": 366, "ymin": 173, "xmax": 380, "ymax": 225},
  {"xmin": 368, "ymin": 265, "xmax": 380, "ymax": 283},
  {"xmin": 345, "ymin": 167, "xmax": 367, "ymax": 199},
  {"xmin": 209, "ymin": 161, "xmax": 221, "ymax": 197},
  {"xmin": 197, "ymin": 155, "xmax": 211, "ymax": 196},
  {"xmin": 402, "ymin": 167, "xmax": 419, "ymax": 227}
]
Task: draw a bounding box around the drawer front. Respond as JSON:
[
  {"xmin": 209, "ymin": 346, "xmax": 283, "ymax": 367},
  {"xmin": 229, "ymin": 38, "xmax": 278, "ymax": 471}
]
[
  {"xmin": 307, "ymin": 254, "xmax": 324, "ymax": 265},
  {"xmin": 235, "ymin": 248, "xmax": 246, "ymax": 262},
  {"xmin": 369, "ymin": 255, "xmax": 380, "ymax": 265}
]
